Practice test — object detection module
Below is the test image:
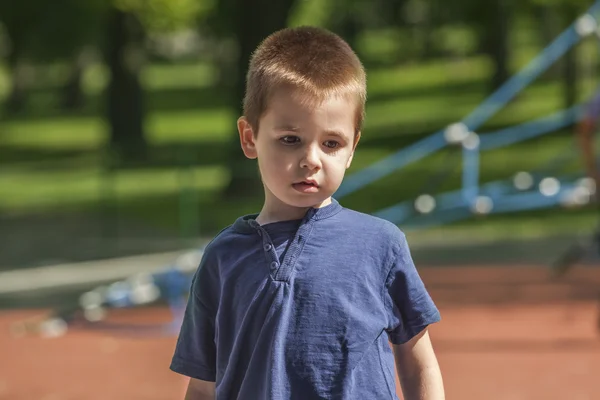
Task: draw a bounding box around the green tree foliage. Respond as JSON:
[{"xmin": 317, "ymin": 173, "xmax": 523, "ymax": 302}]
[
  {"xmin": 113, "ymin": 0, "xmax": 213, "ymax": 32},
  {"xmin": 0, "ymin": 0, "xmax": 104, "ymax": 61}
]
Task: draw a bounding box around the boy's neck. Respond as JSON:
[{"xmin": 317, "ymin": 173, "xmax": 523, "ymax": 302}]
[{"xmin": 255, "ymin": 193, "xmax": 332, "ymax": 225}]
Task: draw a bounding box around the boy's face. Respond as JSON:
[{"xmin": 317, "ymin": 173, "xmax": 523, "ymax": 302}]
[{"xmin": 238, "ymin": 87, "xmax": 360, "ymax": 214}]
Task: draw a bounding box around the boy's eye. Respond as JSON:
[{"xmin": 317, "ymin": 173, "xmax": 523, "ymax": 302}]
[
  {"xmin": 280, "ymin": 136, "xmax": 300, "ymax": 145},
  {"xmin": 323, "ymin": 140, "xmax": 339, "ymax": 149}
]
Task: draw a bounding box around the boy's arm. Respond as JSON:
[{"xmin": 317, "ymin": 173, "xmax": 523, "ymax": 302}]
[
  {"xmin": 184, "ymin": 378, "xmax": 216, "ymax": 400},
  {"xmin": 171, "ymin": 249, "xmax": 220, "ymax": 398},
  {"xmin": 392, "ymin": 328, "xmax": 445, "ymax": 400}
]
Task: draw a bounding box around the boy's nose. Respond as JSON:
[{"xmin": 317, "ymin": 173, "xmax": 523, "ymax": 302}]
[{"xmin": 300, "ymin": 145, "xmax": 322, "ymax": 170}]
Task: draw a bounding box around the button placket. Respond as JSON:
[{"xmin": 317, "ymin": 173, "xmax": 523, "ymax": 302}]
[
  {"xmin": 254, "ymin": 227, "xmax": 281, "ymax": 277},
  {"xmin": 274, "ymin": 221, "xmax": 314, "ymax": 282}
]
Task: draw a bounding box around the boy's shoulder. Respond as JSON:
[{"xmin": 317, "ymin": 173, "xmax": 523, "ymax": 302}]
[
  {"xmin": 200, "ymin": 213, "xmax": 263, "ymax": 258},
  {"xmin": 201, "ymin": 220, "xmax": 246, "ymax": 255},
  {"xmin": 338, "ymin": 206, "xmax": 407, "ymax": 241}
]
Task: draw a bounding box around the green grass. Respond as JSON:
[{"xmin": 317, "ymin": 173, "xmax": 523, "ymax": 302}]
[
  {"xmin": 0, "ymin": 164, "xmax": 227, "ymax": 210},
  {"xmin": 2, "ymin": 117, "xmax": 107, "ymax": 150},
  {"xmin": 148, "ymin": 109, "xmax": 234, "ymax": 144},
  {"xmin": 1, "ymin": 37, "xmax": 598, "ymax": 242}
]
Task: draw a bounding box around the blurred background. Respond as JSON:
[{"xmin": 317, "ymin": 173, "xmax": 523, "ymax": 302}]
[
  {"xmin": 1, "ymin": 0, "xmax": 600, "ymax": 399},
  {"xmin": 1, "ymin": 0, "xmax": 599, "ymax": 266}
]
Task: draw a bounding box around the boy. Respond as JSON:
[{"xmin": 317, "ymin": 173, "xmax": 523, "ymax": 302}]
[{"xmin": 170, "ymin": 26, "xmax": 445, "ymax": 399}]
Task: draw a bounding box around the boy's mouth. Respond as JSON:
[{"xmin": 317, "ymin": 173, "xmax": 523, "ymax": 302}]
[{"xmin": 292, "ymin": 180, "xmax": 319, "ymax": 193}]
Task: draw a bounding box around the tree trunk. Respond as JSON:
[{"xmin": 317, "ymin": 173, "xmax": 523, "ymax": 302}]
[
  {"xmin": 62, "ymin": 49, "xmax": 91, "ymax": 111},
  {"xmin": 420, "ymin": 5, "xmax": 435, "ymax": 60},
  {"xmin": 561, "ymin": 4, "xmax": 578, "ymax": 109},
  {"xmin": 484, "ymin": 0, "xmax": 510, "ymax": 91},
  {"xmin": 105, "ymin": 8, "xmax": 146, "ymax": 162},
  {"xmin": 223, "ymin": 0, "xmax": 297, "ymax": 198},
  {"xmin": 534, "ymin": 5, "xmax": 565, "ymax": 80},
  {"xmin": 5, "ymin": 39, "xmax": 28, "ymax": 114},
  {"xmin": 329, "ymin": 0, "xmax": 364, "ymax": 56},
  {"xmin": 338, "ymin": 14, "xmax": 360, "ymax": 51}
]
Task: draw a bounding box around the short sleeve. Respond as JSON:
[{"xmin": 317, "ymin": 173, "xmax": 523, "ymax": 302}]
[
  {"xmin": 170, "ymin": 254, "xmax": 218, "ymax": 381},
  {"xmin": 384, "ymin": 232, "xmax": 440, "ymax": 345}
]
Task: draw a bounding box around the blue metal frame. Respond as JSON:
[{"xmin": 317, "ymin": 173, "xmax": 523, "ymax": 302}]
[{"xmin": 335, "ymin": 1, "xmax": 600, "ymax": 230}]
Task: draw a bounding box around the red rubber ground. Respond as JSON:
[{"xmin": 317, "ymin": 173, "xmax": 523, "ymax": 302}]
[{"xmin": 1, "ymin": 265, "xmax": 599, "ymax": 399}]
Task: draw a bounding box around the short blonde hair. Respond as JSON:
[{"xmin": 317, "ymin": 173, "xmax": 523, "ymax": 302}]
[{"xmin": 243, "ymin": 26, "xmax": 367, "ymax": 136}]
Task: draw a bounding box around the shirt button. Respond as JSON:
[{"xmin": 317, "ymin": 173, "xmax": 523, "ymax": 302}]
[
  {"xmin": 270, "ymin": 261, "xmax": 279, "ymax": 269},
  {"xmin": 264, "ymin": 244, "xmax": 272, "ymax": 251}
]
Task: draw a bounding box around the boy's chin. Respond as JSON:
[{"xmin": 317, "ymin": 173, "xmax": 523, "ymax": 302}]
[
  {"xmin": 285, "ymin": 195, "xmax": 332, "ymax": 209},
  {"xmin": 270, "ymin": 191, "xmax": 331, "ymax": 209}
]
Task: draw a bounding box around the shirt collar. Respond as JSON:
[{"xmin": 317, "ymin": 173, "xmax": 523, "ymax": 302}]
[{"xmin": 232, "ymin": 198, "xmax": 343, "ymax": 234}]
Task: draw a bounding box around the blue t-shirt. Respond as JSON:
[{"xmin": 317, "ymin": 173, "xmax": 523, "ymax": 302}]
[{"xmin": 170, "ymin": 199, "xmax": 440, "ymax": 399}]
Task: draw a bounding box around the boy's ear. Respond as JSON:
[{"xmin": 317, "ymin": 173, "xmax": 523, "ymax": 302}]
[
  {"xmin": 346, "ymin": 131, "xmax": 361, "ymax": 169},
  {"xmin": 238, "ymin": 116, "xmax": 258, "ymax": 159}
]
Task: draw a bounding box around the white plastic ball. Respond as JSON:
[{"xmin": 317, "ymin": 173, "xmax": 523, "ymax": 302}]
[
  {"xmin": 513, "ymin": 171, "xmax": 534, "ymax": 191},
  {"xmin": 539, "ymin": 177, "xmax": 560, "ymax": 197},
  {"xmin": 414, "ymin": 194, "xmax": 436, "ymax": 214}
]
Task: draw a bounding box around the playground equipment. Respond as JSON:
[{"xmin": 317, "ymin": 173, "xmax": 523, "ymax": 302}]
[
  {"xmin": 335, "ymin": 1, "xmax": 600, "ymax": 229},
  {"xmin": 10, "ymin": 249, "xmax": 202, "ymax": 338}
]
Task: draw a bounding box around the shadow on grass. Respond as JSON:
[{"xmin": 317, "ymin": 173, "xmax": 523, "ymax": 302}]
[
  {"xmin": 1, "ymin": 85, "xmax": 232, "ymax": 121},
  {"xmin": 0, "ymin": 140, "xmax": 230, "ymax": 169},
  {"xmin": 1, "ymin": 77, "xmax": 488, "ymax": 123}
]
